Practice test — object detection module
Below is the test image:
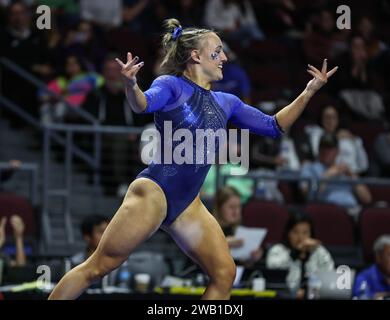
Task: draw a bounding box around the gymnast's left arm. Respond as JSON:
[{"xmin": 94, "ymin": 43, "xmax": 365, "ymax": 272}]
[{"xmin": 275, "ymin": 59, "xmax": 338, "ymax": 131}]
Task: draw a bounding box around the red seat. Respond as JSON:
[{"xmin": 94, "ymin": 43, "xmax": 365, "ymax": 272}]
[
  {"xmin": 360, "ymin": 208, "xmax": 390, "ymax": 263},
  {"xmin": 305, "ymin": 203, "xmax": 355, "ymax": 246},
  {"xmin": 242, "ymin": 200, "xmax": 289, "ymax": 246},
  {"xmin": 0, "ymin": 192, "xmax": 36, "ymax": 239},
  {"xmin": 369, "ymin": 185, "xmax": 390, "ymax": 205}
]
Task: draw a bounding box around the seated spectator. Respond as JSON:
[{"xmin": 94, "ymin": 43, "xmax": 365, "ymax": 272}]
[
  {"xmin": 80, "ymin": 0, "xmax": 122, "ymax": 29},
  {"xmin": 204, "ymin": 0, "xmax": 264, "ymax": 46},
  {"xmin": 213, "ymin": 186, "xmax": 262, "ymax": 267},
  {"xmin": 70, "ymin": 215, "xmax": 108, "ymax": 266},
  {"xmin": 300, "ymin": 134, "xmax": 372, "ymax": 212},
  {"xmin": 80, "ymin": 56, "xmax": 150, "ymax": 193},
  {"xmin": 212, "ymin": 42, "xmax": 251, "ymax": 103},
  {"xmin": 353, "ymin": 235, "xmax": 390, "ymax": 300},
  {"xmin": 356, "ymin": 16, "xmax": 387, "ymax": 61},
  {"xmin": 62, "ymin": 20, "xmax": 106, "ymax": 72},
  {"xmin": 122, "ymin": 0, "xmax": 150, "ymax": 31},
  {"xmin": 0, "ymin": 1, "xmax": 52, "ymax": 121},
  {"xmin": 303, "ymin": 9, "xmax": 343, "ymax": 66},
  {"xmin": 266, "ymin": 210, "xmax": 334, "ymax": 299},
  {"xmin": 0, "ymin": 215, "xmax": 26, "ymax": 267},
  {"xmin": 304, "ymin": 105, "xmax": 369, "ymax": 174},
  {"xmin": 336, "ymin": 35, "xmax": 385, "ymax": 121},
  {"xmin": 173, "ymin": 0, "xmax": 204, "ymax": 28},
  {"xmin": 39, "ymin": 54, "xmax": 104, "ymax": 124},
  {"xmin": 372, "ymin": 129, "xmax": 390, "ymax": 177}
]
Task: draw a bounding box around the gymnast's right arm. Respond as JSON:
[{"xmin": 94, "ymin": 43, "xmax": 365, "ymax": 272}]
[{"xmin": 116, "ymin": 52, "xmax": 175, "ymax": 113}]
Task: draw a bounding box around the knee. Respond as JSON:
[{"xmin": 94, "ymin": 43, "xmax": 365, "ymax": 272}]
[
  {"xmin": 210, "ymin": 260, "xmax": 236, "ymax": 289},
  {"xmin": 82, "ymin": 255, "xmax": 124, "ymax": 283}
]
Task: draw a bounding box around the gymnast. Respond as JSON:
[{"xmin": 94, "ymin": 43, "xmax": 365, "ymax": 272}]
[{"xmin": 49, "ymin": 18, "xmax": 338, "ymax": 300}]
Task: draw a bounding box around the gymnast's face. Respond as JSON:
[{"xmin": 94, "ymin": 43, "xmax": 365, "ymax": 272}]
[
  {"xmin": 197, "ymin": 33, "xmax": 228, "ymax": 82},
  {"xmin": 220, "ymin": 195, "xmax": 241, "ymax": 226}
]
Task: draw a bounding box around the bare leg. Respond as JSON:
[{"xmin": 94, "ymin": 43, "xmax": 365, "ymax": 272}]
[
  {"xmin": 164, "ymin": 197, "xmax": 236, "ymax": 300},
  {"xmin": 48, "ymin": 178, "xmax": 167, "ymax": 300}
]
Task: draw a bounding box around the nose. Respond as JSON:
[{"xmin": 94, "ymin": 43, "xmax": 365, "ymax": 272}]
[{"xmin": 221, "ymin": 51, "xmax": 228, "ymax": 63}]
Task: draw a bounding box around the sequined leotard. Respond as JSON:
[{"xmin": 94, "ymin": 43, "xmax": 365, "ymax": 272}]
[{"xmin": 137, "ymin": 75, "xmax": 283, "ymax": 226}]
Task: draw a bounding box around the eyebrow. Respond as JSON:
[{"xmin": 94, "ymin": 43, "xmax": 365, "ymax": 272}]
[{"xmin": 215, "ymin": 45, "xmax": 222, "ymax": 50}]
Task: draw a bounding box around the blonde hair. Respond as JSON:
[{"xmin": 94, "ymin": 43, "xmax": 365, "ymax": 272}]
[{"xmin": 160, "ymin": 18, "xmax": 214, "ymax": 76}]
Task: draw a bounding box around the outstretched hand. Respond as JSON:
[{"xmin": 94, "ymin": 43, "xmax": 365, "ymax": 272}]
[
  {"xmin": 306, "ymin": 59, "xmax": 338, "ymax": 94},
  {"xmin": 115, "ymin": 52, "xmax": 144, "ymax": 86}
]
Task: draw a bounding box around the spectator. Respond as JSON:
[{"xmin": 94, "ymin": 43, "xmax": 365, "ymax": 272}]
[
  {"xmin": 372, "ymin": 130, "xmax": 390, "ymax": 177},
  {"xmin": 300, "ymin": 134, "xmax": 372, "ymax": 212},
  {"xmin": 356, "ymin": 16, "xmax": 387, "ymax": 61},
  {"xmin": 353, "ymin": 235, "xmax": 390, "ymax": 300},
  {"xmin": 39, "ymin": 54, "xmax": 104, "ymax": 124},
  {"xmin": 122, "ymin": 0, "xmax": 150, "ymax": 31},
  {"xmin": 303, "ymin": 9, "xmax": 341, "ymax": 66},
  {"xmin": 336, "ymin": 36, "xmax": 385, "ymax": 121},
  {"xmin": 80, "ymin": 0, "xmax": 122, "ymax": 29},
  {"xmin": 204, "ymin": 0, "xmax": 264, "ymax": 45},
  {"xmin": 0, "ymin": 215, "xmax": 27, "ymax": 267},
  {"xmin": 81, "ymin": 56, "xmax": 150, "ymax": 193},
  {"xmin": 173, "ymin": 0, "xmax": 204, "ymax": 28},
  {"xmin": 63, "ymin": 20, "xmax": 106, "ymax": 72},
  {"xmin": 0, "ymin": 1, "xmax": 52, "ymax": 119},
  {"xmin": 70, "ymin": 215, "xmax": 112, "ymax": 288},
  {"xmin": 70, "ymin": 215, "xmax": 109, "ymax": 267},
  {"xmin": 304, "ymin": 105, "xmax": 369, "ymax": 174},
  {"xmin": 213, "ymin": 186, "xmax": 262, "ymax": 267},
  {"xmin": 266, "ymin": 210, "xmax": 334, "ymax": 299}
]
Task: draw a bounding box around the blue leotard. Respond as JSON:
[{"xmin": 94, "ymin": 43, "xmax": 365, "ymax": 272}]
[{"xmin": 137, "ymin": 75, "xmax": 283, "ymax": 226}]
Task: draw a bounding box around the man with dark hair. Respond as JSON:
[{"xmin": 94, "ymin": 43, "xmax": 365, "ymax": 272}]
[
  {"xmin": 300, "ymin": 133, "xmax": 371, "ymax": 211},
  {"xmin": 70, "ymin": 215, "xmax": 110, "ymax": 266}
]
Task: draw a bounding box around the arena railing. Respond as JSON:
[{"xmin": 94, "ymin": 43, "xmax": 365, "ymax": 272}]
[{"xmin": 222, "ymin": 171, "xmax": 390, "ymax": 203}]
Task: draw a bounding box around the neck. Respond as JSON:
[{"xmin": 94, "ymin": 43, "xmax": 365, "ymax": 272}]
[{"xmin": 182, "ymin": 68, "xmax": 211, "ymax": 90}]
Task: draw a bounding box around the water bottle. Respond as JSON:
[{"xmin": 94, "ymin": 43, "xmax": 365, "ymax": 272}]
[
  {"xmin": 117, "ymin": 262, "xmax": 131, "ymax": 289},
  {"xmin": 307, "ymin": 274, "xmax": 322, "ymax": 300},
  {"xmin": 256, "ymin": 180, "xmax": 267, "ymax": 199}
]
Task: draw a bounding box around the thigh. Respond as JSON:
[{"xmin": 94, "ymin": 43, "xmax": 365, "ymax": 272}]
[
  {"xmin": 89, "ymin": 178, "xmax": 167, "ymax": 268},
  {"xmin": 164, "ymin": 197, "xmax": 234, "ymax": 276}
]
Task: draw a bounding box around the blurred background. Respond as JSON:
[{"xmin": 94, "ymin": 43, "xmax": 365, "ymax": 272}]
[{"xmin": 0, "ymin": 0, "xmax": 390, "ymax": 300}]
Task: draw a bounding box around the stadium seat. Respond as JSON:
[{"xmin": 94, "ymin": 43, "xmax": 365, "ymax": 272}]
[
  {"xmin": 360, "ymin": 208, "xmax": 390, "ymax": 263},
  {"xmin": 305, "ymin": 203, "xmax": 355, "ymax": 246},
  {"xmin": 242, "ymin": 200, "xmax": 289, "ymax": 247}
]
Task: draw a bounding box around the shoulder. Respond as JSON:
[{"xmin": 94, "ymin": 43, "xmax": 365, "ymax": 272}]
[
  {"xmin": 151, "ymin": 75, "xmax": 180, "ymax": 87},
  {"xmin": 268, "ymin": 243, "xmax": 289, "ymax": 255},
  {"xmin": 214, "ymin": 91, "xmax": 242, "ymax": 106}
]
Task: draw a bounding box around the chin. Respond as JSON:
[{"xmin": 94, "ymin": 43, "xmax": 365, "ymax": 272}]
[{"xmin": 215, "ymin": 73, "xmax": 223, "ymax": 81}]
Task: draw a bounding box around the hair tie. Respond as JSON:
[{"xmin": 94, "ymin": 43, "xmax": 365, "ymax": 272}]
[{"xmin": 172, "ymin": 26, "xmax": 183, "ymax": 41}]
